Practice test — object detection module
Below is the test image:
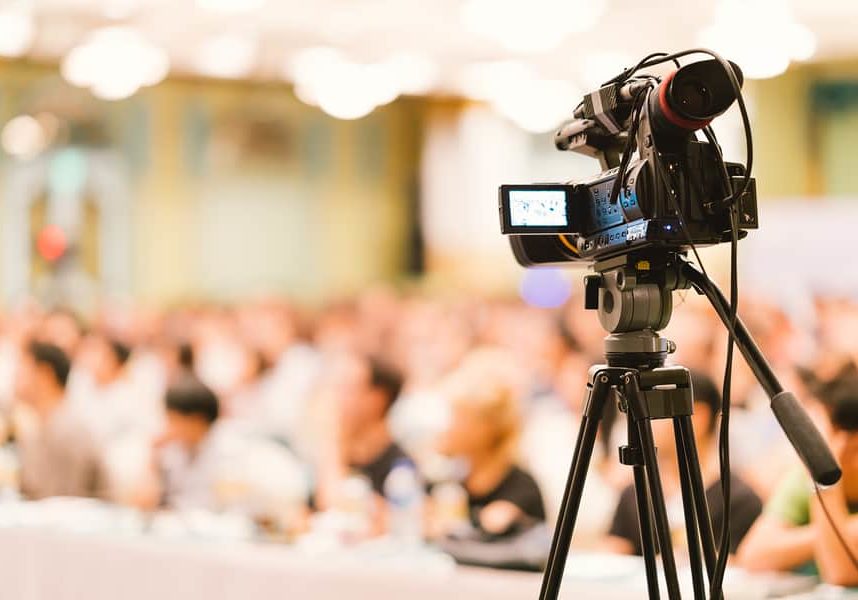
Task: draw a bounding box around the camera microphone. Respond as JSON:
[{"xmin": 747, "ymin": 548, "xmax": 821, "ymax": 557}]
[{"xmin": 554, "ymin": 118, "xmax": 596, "ymax": 150}]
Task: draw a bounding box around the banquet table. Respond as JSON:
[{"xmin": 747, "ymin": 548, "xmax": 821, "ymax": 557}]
[{"xmin": 0, "ymin": 525, "xmax": 845, "ymax": 600}]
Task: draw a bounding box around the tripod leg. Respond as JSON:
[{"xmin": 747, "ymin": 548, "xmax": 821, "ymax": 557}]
[
  {"xmin": 623, "ymin": 374, "xmax": 683, "ymax": 600},
  {"xmin": 675, "ymin": 422, "xmax": 706, "ymax": 600},
  {"xmin": 539, "ymin": 372, "xmax": 612, "ymax": 600},
  {"xmin": 627, "ymin": 420, "xmax": 661, "ymax": 600},
  {"xmin": 677, "ymin": 415, "xmax": 723, "ymax": 600}
]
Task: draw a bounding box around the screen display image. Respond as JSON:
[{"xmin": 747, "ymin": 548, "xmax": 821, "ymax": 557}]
[{"xmin": 508, "ymin": 190, "xmax": 568, "ymax": 227}]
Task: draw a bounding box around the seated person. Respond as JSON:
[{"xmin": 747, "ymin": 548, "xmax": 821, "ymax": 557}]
[
  {"xmin": 140, "ymin": 375, "xmax": 308, "ymax": 524},
  {"xmin": 737, "ymin": 373, "xmax": 858, "ymax": 586},
  {"xmin": 140, "ymin": 374, "xmax": 308, "ymax": 518},
  {"xmin": 145, "ymin": 375, "xmax": 224, "ymax": 509},
  {"xmin": 14, "ymin": 341, "xmax": 106, "ymax": 499},
  {"xmin": 603, "ymin": 371, "xmax": 762, "ymax": 555},
  {"xmin": 70, "ymin": 333, "xmax": 141, "ymax": 440},
  {"xmin": 436, "ymin": 349, "xmax": 546, "ymax": 539},
  {"xmin": 329, "ymin": 354, "xmax": 410, "ymax": 489}
]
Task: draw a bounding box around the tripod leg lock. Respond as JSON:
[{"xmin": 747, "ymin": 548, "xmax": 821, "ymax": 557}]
[{"xmin": 619, "ymin": 444, "xmax": 644, "ymax": 466}]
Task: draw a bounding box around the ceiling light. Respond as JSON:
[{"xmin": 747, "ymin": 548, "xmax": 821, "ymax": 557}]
[
  {"xmin": 1, "ymin": 115, "xmax": 47, "ymax": 159},
  {"xmin": 0, "ymin": 9, "xmax": 34, "ymax": 58},
  {"xmin": 457, "ymin": 60, "xmax": 535, "ymax": 101},
  {"xmin": 458, "ymin": 61, "xmax": 580, "ymax": 133},
  {"xmin": 379, "ymin": 53, "xmax": 439, "ymax": 96},
  {"xmin": 61, "ymin": 26, "xmax": 169, "ymax": 101},
  {"xmin": 461, "ymin": 0, "xmax": 606, "ymax": 54},
  {"xmin": 493, "ymin": 79, "xmax": 580, "ymax": 133},
  {"xmin": 193, "ymin": 34, "xmax": 257, "ymax": 79},
  {"xmin": 786, "ymin": 22, "xmax": 817, "ymax": 62},
  {"xmin": 580, "ymin": 51, "xmax": 634, "ymax": 89},
  {"xmin": 90, "ymin": 72, "xmax": 145, "ymax": 101},
  {"xmin": 698, "ymin": 0, "xmax": 816, "ymax": 80},
  {"xmin": 287, "ymin": 48, "xmax": 438, "ymax": 120}
]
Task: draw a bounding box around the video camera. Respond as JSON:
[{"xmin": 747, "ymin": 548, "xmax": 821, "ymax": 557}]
[{"xmin": 498, "ymin": 58, "xmax": 758, "ymax": 266}]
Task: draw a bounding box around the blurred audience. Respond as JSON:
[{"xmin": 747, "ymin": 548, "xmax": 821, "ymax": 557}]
[
  {"xmin": 14, "ymin": 341, "xmax": 106, "ymax": 499},
  {"xmin": 0, "ymin": 287, "xmax": 856, "ymax": 576}
]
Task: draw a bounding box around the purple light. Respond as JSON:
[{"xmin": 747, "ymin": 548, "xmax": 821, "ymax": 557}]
[{"xmin": 520, "ymin": 268, "xmax": 572, "ymax": 308}]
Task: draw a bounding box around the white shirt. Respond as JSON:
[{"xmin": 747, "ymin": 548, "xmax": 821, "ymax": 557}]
[{"xmin": 159, "ymin": 424, "xmax": 308, "ymax": 514}]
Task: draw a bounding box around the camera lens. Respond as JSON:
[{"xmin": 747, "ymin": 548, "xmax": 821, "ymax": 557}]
[{"xmin": 674, "ymin": 80, "xmax": 712, "ymax": 119}]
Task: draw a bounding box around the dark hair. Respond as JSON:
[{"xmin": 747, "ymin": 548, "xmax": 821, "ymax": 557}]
[
  {"xmin": 27, "ymin": 341, "xmax": 71, "ymax": 388},
  {"xmin": 178, "ymin": 343, "xmax": 194, "ymax": 370},
  {"xmin": 251, "ymin": 350, "xmax": 272, "ymax": 378},
  {"xmin": 108, "ymin": 339, "xmax": 132, "ymax": 366},
  {"xmin": 820, "ymin": 374, "xmax": 858, "ymax": 432},
  {"xmin": 369, "ymin": 358, "xmax": 403, "ymax": 415},
  {"xmin": 690, "ymin": 370, "xmax": 721, "ymax": 433},
  {"xmin": 165, "ymin": 376, "xmax": 219, "ymax": 424}
]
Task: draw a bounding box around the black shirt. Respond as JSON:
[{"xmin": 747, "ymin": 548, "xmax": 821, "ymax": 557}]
[
  {"xmin": 608, "ymin": 473, "xmax": 762, "ymax": 556},
  {"xmin": 351, "ymin": 441, "xmax": 411, "ymax": 496},
  {"xmin": 468, "ymin": 466, "xmax": 547, "ymax": 535}
]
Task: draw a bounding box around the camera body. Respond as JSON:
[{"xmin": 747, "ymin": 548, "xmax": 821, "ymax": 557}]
[{"xmin": 498, "ymin": 59, "xmax": 758, "ymax": 266}]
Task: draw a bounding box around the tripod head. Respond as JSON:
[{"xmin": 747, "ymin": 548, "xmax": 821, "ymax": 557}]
[{"xmin": 584, "ymin": 250, "xmax": 686, "ymax": 369}]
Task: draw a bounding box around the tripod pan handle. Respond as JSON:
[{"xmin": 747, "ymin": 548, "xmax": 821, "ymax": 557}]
[{"xmin": 772, "ymin": 391, "xmax": 841, "ymax": 486}]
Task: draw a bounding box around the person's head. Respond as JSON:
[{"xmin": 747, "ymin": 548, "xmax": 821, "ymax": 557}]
[
  {"xmin": 819, "ymin": 373, "xmax": 858, "ymax": 475},
  {"xmin": 164, "ymin": 375, "xmax": 220, "ymax": 448},
  {"xmin": 651, "ymin": 370, "xmax": 721, "ymax": 452},
  {"xmin": 156, "ymin": 338, "xmax": 195, "ymax": 384},
  {"xmin": 78, "ymin": 333, "xmax": 131, "ymax": 385},
  {"xmin": 438, "ymin": 348, "xmax": 522, "ymax": 465},
  {"xmin": 39, "ymin": 309, "xmax": 84, "ymax": 356},
  {"xmin": 335, "ymin": 353, "xmax": 403, "ymax": 439},
  {"xmin": 16, "ymin": 341, "xmax": 71, "ymax": 406}
]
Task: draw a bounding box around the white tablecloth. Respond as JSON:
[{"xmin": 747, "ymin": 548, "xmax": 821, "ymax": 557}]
[
  {"xmin": 0, "ymin": 527, "xmax": 832, "ymax": 600},
  {"xmin": 0, "ymin": 528, "xmax": 555, "ymax": 600}
]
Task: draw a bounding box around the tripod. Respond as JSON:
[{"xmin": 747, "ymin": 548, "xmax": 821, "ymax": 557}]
[
  {"xmin": 541, "ymin": 342, "xmax": 718, "ymax": 600},
  {"xmin": 538, "ymin": 250, "xmax": 841, "ymax": 600}
]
